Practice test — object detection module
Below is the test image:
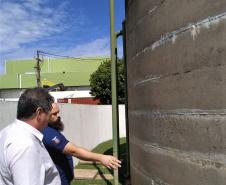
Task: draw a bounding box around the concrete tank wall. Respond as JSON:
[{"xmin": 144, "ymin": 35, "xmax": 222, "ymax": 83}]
[{"xmin": 126, "ymin": 1, "xmax": 226, "ymax": 184}]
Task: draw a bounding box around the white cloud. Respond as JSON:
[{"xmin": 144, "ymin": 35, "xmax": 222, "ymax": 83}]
[
  {"xmin": 67, "ymin": 38, "xmax": 111, "ymax": 57},
  {"xmin": 2, "ymin": 37, "xmax": 123, "ymax": 63},
  {"xmin": 64, "ymin": 37, "xmax": 123, "ymax": 57},
  {"xmin": 0, "ymin": 0, "xmax": 67, "ymax": 53},
  {"xmin": 64, "ymin": 37, "xmax": 123, "ymax": 58},
  {"xmin": 2, "ymin": 47, "xmax": 37, "ymax": 61}
]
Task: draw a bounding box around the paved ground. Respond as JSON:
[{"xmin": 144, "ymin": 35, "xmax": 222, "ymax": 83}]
[
  {"xmin": 74, "ymin": 169, "xmax": 98, "ymax": 180},
  {"xmin": 74, "ymin": 161, "xmax": 113, "ymax": 182}
]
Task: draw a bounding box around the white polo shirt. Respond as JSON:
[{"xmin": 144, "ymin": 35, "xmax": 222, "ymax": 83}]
[{"xmin": 0, "ymin": 119, "xmax": 61, "ymax": 185}]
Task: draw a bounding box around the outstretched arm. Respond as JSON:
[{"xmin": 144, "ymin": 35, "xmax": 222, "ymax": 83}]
[{"xmin": 63, "ymin": 142, "xmax": 121, "ymax": 169}]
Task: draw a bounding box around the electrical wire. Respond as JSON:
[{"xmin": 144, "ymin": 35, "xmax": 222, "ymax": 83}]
[{"xmin": 38, "ymin": 50, "xmax": 109, "ymax": 61}]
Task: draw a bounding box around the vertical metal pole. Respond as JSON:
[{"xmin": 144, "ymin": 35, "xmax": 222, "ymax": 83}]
[
  {"xmin": 48, "ymin": 57, "xmax": 50, "ymax": 73},
  {"xmin": 4, "ymin": 60, "xmax": 7, "ymax": 74},
  {"xmin": 109, "ymin": 0, "xmax": 120, "ymax": 184},
  {"xmin": 35, "ymin": 50, "xmax": 42, "ymax": 87},
  {"xmin": 19, "ymin": 74, "xmax": 22, "ymax": 89},
  {"xmin": 122, "ymin": 20, "xmax": 131, "ymax": 180}
]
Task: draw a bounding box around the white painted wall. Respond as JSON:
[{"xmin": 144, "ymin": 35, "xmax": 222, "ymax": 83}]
[
  {"xmin": 0, "ymin": 102, "xmax": 126, "ymax": 151},
  {"xmin": 0, "ymin": 101, "xmax": 17, "ymax": 128},
  {"xmin": 60, "ymin": 104, "xmax": 126, "ymax": 150}
]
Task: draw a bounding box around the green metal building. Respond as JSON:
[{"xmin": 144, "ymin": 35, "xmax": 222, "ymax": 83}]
[{"xmin": 0, "ymin": 57, "xmax": 108, "ymax": 98}]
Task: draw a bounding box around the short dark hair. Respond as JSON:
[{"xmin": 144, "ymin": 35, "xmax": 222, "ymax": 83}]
[{"xmin": 17, "ymin": 87, "xmax": 54, "ymax": 120}]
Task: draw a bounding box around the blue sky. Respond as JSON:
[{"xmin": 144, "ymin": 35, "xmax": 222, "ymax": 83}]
[{"xmin": 0, "ymin": 0, "xmax": 125, "ymax": 73}]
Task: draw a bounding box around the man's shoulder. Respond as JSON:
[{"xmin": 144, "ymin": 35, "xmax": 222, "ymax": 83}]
[
  {"xmin": 0, "ymin": 122, "xmax": 21, "ymax": 139},
  {"xmin": 42, "ymin": 126, "xmax": 64, "ymax": 141},
  {"xmin": 42, "ymin": 126, "xmax": 60, "ymax": 135},
  {"xmin": 42, "ymin": 126, "xmax": 68, "ymax": 149},
  {"xmin": 0, "ymin": 121, "xmax": 16, "ymax": 133},
  {"xmin": 1, "ymin": 122, "xmax": 35, "ymax": 145}
]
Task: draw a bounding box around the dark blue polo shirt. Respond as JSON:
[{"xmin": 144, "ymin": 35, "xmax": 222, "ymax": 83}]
[{"xmin": 42, "ymin": 126, "xmax": 74, "ymax": 185}]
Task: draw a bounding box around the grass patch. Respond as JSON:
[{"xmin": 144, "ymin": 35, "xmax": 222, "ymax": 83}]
[
  {"xmin": 74, "ymin": 138, "xmax": 129, "ymax": 185},
  {"xmin": 92, "ymin": 138, "xmax": 127, "ymax": 155}
]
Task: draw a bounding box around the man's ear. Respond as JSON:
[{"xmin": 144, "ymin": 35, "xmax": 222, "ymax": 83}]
[{"xmin": 36, "ymin": 107, "xmax": 43, "ymax": 117}]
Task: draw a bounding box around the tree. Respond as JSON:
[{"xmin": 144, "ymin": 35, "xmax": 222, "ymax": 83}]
[{"xmin": 90, "ymin": 59, "xmax": 125, "ymax": 104}]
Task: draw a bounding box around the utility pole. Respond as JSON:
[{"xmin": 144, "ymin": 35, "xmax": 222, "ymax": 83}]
[
  {"xmin": 35, "ymin": 50, "xmax": 42, "ymax": 87},
  {"xmin": 109, "ymin": 0, "xmax": 120, "ymax": 185}
]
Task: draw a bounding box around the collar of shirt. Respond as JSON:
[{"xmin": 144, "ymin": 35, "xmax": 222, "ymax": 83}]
[{"xmin": 15, "ymin": 119, "xmax": 44, "ymax": 142}]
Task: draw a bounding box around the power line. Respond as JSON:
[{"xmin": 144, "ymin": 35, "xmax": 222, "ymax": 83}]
[
  {"xmin": 38, "ymin": 50, "xmax": 109, "ymax": 61},
  {"xmin": 38, "ymin": 51, "xmax": 71, "ymax": 58},
  {"xmin": 34, "ymin": 49, "xmax": 109, "ymax": 87}
]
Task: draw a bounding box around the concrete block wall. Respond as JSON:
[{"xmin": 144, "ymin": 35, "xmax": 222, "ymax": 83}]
[{"xmin": 126, "ymin": 0, "xmax": 226, "ymax": 184}]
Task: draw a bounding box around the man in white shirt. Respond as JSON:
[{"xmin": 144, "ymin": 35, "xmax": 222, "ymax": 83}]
[{"xmin": 0, "ymin": 88, "xmax": 61, "ymax": 185}]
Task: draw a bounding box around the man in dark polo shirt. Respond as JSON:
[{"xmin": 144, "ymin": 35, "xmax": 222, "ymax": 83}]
[{"xmin": 42, "ymin": 103, "xmax": 121, "ymax": 185}]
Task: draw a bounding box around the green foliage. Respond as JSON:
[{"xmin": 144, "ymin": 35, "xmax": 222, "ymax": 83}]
[{"xmin": 89, "ymin": 59, "xmax": 125, "ymax": 104}]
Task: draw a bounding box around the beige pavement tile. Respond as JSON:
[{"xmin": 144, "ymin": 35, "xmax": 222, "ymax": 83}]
[{"xmin": 74, "ymin": 169, "xmax": 98, "ymax": 180}]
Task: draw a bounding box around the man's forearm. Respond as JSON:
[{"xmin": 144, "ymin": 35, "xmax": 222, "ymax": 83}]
[
  {"xmin": 63, "ymin": 142, "xmax": 121, "ymax": 169},
  {"xmin": 63, "ymin": 142, "xmax": 102, "ymax": 162}
]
